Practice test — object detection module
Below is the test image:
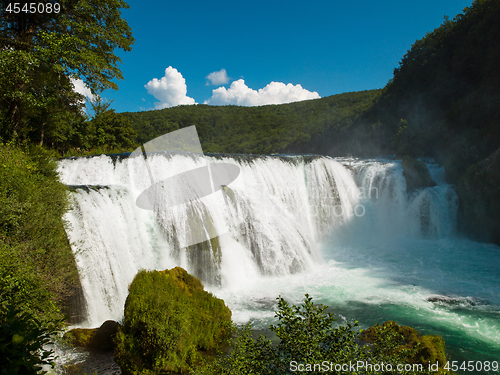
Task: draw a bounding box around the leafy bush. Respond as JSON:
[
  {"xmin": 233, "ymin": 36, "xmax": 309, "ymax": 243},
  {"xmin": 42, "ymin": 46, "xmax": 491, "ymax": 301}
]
[
  {"xmin": 114, "ymin": 267, "xmax": 232, "ymax": 374},
  {"xmin": 198, "ymin": 295, "xmax": 451, "ymax": 375}
]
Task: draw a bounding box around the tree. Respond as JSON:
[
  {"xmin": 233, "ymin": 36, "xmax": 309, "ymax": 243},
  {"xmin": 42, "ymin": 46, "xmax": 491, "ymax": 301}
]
[
  {"xmin": 87, "ymin": 97, "xmax": 137, "ymax": 150},
  {"xmin": 0, "ymin": 0, "xmax": 134, "ymax": 143}
]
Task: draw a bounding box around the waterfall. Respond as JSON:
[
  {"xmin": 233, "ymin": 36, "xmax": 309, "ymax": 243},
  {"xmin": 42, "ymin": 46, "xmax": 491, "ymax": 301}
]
[
  {"xmin": 341, "ymin": 159, "xmax": 458, "ymax": 244},
  {"xmin": 58, "ymin": 155, "xmax": 458, "ymax": 327}
]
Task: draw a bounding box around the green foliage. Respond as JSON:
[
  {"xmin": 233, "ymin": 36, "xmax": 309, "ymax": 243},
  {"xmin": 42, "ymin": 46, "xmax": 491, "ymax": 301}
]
[
  {"xmin": 123, "ymin": 90, "xmax": 381, "ymax": 155},
  {"xmin": 271, "ymin": 295, "xmax": 360, "ymax": 366},
  {"xmin": 0, "ymin": 304, "xmax": 61, "ymax": 375},
  {"xmin": 0, "ymin": 0, "xmax": 134, "ymax": 148},
  {"xmin": 199, "ymin": 295, "xmax": 443, "ymax": 375},
  {"xmin": 114, "ymin": 267, "xmax": 232, "ymax": 375},
  {"xmin": 0, "ymin": 143, "xmax": 78, "ymax": 322}
]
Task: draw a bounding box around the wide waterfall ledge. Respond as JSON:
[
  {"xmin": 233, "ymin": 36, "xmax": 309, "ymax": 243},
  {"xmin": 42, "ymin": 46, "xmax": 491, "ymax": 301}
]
[{"xmin": 58, "ymin": 154, "xmax": 459, "ymax": 327}]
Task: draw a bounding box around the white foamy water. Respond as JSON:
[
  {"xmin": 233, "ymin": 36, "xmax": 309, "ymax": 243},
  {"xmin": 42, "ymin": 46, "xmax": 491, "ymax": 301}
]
[{"xmin": 59, "ymin": 155, "xmax": 354, "ymax": 325}]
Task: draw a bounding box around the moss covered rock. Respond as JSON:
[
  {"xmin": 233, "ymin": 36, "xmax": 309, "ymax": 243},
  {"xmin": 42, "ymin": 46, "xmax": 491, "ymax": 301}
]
[
  {"xmin": 64, "ymin": 320, "xmax": 120, "ymax": 351},
  {"xmin": 114, "ymin": 267, "xmax": 232, "ymax": 375},
  {"xmin": 64, "ymin": 327, "xmax": 96, "ymax": 349},
  {"xmin": 362, "ymin": 321, "xmax": 452, "ymax": 374},
  {"xmin": 401, "ymin": 157, "xmax": 437, "ymax": 191}
]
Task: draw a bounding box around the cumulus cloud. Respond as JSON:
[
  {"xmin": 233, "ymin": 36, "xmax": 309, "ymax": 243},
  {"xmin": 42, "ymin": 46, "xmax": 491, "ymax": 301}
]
[
  {"xmin": 206, "ymin": 68, "xmax": 230, "ymax": 86},
  {"xmin": 145, "ymin": 66, "xmax": 196, "ymax": 109},
  {"xmin": 71, "ymin": 78, "xmax": 95, "ymax": 101},
  {"xmin": 204, "ymin": 79, "xmax": 320, "ymax": 106}
]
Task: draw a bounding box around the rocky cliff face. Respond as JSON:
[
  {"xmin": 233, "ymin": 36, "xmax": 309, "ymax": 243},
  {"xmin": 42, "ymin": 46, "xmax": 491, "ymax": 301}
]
[
  {"xmin": 401, "ymin": 157, "xmax": 437, "ymax": 191},
  {"xmin": 458, "ymin": 148, "xmax": 500, "ymax": 245}
]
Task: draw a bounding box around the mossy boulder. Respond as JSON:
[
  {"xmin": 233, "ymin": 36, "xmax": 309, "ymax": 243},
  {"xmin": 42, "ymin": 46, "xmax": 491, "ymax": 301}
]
[
  {"xmin": 362, "ymin": 321, "xmax": 452, "ymax": 374},
  {"xmin": 401, "ymin": 157, "xmax": 437, "ymax": 191},
  {"xmin": 64, "ymin": 327, "xmax": 95, "ymax": 349},
  {"xmin": 114, "ymin": 267, "xmax": 232, "ymax": 375},
  {"xmin": 64, "ymin": 320, "xmax": 120, "ymax": 351},
  {"xmin": 457, "ymin": 147, "xmax": 500, "ymax": 245}
]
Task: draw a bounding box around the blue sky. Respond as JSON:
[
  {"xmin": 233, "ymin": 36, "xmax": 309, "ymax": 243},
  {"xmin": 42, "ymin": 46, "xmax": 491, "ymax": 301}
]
[{"xmin": 87, "ymin": 0, "xmax": 474, "ymax": 113}]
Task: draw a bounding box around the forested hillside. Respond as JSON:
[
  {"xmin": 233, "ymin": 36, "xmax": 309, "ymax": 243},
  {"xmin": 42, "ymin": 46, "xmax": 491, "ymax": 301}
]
[
  {"xmin": 360, "ymin": 0, "xmax": 500, "ymax": 243},
  {"xmin": 123, "ymin": 90, "xmax": 381, "ymax": 155},
  {"xmin": 364, "ymin": 0, "xmax": 500, "ymax": 181}
]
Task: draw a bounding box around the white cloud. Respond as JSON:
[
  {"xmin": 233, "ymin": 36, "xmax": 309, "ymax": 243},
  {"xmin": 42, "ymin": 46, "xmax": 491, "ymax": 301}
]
[
  {"xmin": 206, "ymin": 68, "xmax": 230, "ymax": 86},
  {"xmin": 204, "ymin": 79, "xmax": 320, "ymax": 106},
  {"xmin": 71, "ymin": 78, "xmax": 95, "ymax": 101},
  {"xmin": 145, "ymin": 66, "xmax": 196, "ymax": 109}
]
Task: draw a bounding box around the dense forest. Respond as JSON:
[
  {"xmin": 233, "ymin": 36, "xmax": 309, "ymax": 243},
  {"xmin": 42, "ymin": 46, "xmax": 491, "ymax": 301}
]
[
  {"xmin": 123, "ymin": 89, "xmax": 381, "ymax": 155},
  {"xmin": 365, "ymin": 0, "xmax": 500, "ymax": 179},
  {"xmin": 0, "ymin": 0, "xmax": 136, "ymax": 154}
]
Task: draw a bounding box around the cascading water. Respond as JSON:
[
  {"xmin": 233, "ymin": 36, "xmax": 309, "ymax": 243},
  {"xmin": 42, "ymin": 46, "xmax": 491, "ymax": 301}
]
[
  {"xmin": 331, "ymin": 158, "xmax": 459, "ymax": 243},
  {"xmin": 59, "ymin": 154, "xmax": 353, "ymax": 325},
  {"xmin": 58, "ymin": 154, "xmax": 500, "ymax": 370}
]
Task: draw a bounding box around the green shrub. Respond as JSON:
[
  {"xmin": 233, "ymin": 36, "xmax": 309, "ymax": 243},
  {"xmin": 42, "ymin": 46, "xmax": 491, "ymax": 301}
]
[
  {"xmin": 114, "ymin": 267, "xmax": 232, "ymax": 374},
  {"xmin": 362, "ymin": 321, "xmax": 451, "ymax": 374}
]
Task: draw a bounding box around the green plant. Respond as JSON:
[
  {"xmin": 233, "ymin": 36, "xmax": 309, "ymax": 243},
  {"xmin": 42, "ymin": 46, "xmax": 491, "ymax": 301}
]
[
  {"xmin": 362, "ymin": 321, "xmax": 452, "ymax": 375},
  {"xmin": 198, "ymin": 295, "xmax": 442, "ymax": 375},
  {"xmin": 0, "ymin": 0, "xmax": 134, "ymax": 144}
]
